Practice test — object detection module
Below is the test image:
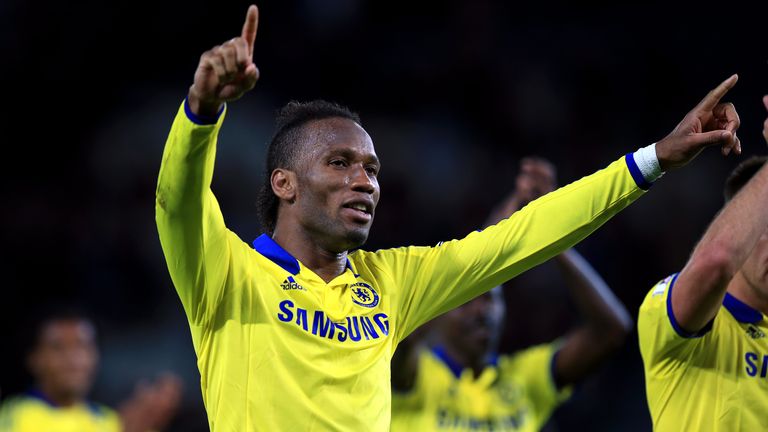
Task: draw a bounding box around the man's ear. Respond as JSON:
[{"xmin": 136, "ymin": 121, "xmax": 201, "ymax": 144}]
[{"xmin": 271, "ymin": 169, "xmax": 298, "ymax": 204}]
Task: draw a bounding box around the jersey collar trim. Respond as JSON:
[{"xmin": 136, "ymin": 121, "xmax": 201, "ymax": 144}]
[
  {"xmin": 252, "ymin": 234, "xmax": 353, "ymax": 276},
  {"xmin": 431, "ymin": 346, "xmax": 499, "ymax": 379},
  {"xmin": 26, "ymin": 388, "xmax": 58, "ymax": 407},
  {"xmin": 723, "ymin": 292, "xmax": 763, "ymax": 324},
  {"xmin": 26, "ymin": 388, "xmax": 103, "ymax": 414}
]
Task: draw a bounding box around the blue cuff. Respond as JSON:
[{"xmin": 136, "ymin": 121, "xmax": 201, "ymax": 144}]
[
  {"xmin": 666, "ymin": 273, "xmax": 714, "ymax": 338},
  {"xmin": 625, "ymin": 153, "xmax": 653, "ymax": 190},
  {"xmin": 184, "ymin": 97, "xmax": 225, "ymax": 125}
]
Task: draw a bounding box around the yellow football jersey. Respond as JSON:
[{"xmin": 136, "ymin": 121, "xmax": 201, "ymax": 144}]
[
  {"xmin": 156, "ymin": 100, "xmax": 647, "ymax": 431},
  {"xmin": 638, "ymin": 274, "xmax": 768, "ymax": 431},
  {"xmin": 0, "ymin": 391, "xmax": 121, "ymax": 432},
  {"xmin": 391, "ymin": 344, "xmax": 570, "ymax": 432}
]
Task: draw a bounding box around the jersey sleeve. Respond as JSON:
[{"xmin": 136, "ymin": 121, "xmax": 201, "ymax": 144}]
[
  {"xmin": 637, "ymin": 273, "xmax": 710, "ymax": 376},
  {"xmin": 366, "ymin": 156, "xmax": 647, "ymax": 341},
  {"xmin": 155, "ymin": 100, "xmax": 253, "ymax": 326},
  {"xmin": 0, "ymin": 398, "xmax": 18, "ymax": 431},
  {"xmin": 505, "ymin": 343, "xmax": 572, "ymax": 428}
]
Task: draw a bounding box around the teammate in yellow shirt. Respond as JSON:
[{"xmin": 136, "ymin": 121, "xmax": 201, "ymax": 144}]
[
  {"xmin": 391, "ymin": 158, "xmax": 632, "ymax": 432},
  {"xmin": 156, "ymin": 5, "xmax": 742, "ymax": 430},
  {"xmin": 638, "ymin": 98, "xmax": 768, "ymax": 431},
  {"xmin": 0, "ymin": 310, "xmax": 182, "ymax": 432}
]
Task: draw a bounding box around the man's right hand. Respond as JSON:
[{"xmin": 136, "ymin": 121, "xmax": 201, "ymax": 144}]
[
  {"xmin": 655, "ymin": 74, "xmax": 741, "ymax": 171},
  {"xmin": 188, "ymin": 5, "xmax": 260, "ymax": 118}
]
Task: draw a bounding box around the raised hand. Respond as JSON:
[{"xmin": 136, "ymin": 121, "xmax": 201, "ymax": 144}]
[
  {"xmin": 188, "ymin": 5, "xmax": 260, "ymax": 117},
  {"xmin": 514, "ymin": 157, "xmax": 557, "ymax": 204},
  {"xmin": 118, "ymin": 373, "xmax": 183, "ymax": 432},
  {"xmin": 485, "ymin": 157, "xmax": 557, "ymax": 226},
  {"xmin": 655, "ymin": 75, "xmax": 741, "ymax": 170}
]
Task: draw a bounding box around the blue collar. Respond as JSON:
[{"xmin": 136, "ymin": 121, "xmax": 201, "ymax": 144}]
[
  {"xmin": 252, "ymin": 234, "xmax": 353, "ymax": 275},
  {"xmin": 723, "ymin": 292, "xmax": 764, "ymax": 324},
  {"xmin": 25, "ymin": 389, "xmax": 102, "ymax": 414},
  {"xmin": 26, "ymin": 388, "xmax": 57, "ymax": 407},
  {"xmin": 431, "ymin": 345, "xmax": 499, "ymax": 379}
]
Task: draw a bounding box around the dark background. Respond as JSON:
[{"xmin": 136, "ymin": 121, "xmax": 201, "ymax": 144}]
[{"xmin": 3, "ymin": 1, "xmax": 767, "ymax": 430}]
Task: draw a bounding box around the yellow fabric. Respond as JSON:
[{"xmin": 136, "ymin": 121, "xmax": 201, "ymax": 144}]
[
  {"xmin": 638, "ymin": 274, "xmax": 768, "ymax": 431},
  {"xmin": 391, "ymin": 345, "xmax": 570, "ymax": 432},
  {"xmin": 0, "ymin": 395, "xmax": 120, "ymax": 432},
  {"xmin": 155, "ymin": 101, "xmax": 646, "ymax": 431}
]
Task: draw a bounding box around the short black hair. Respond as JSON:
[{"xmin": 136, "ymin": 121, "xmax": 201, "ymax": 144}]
[
  {"xmin": 724, "ymin": 156, "xmax": 767, "ymax": 202},
  {"xmin": 23, "ymin": 306, "xmax": 96, "ymax": 355},
  {"xmin": 257, "ymin": 100, "xmax": 361, "ymax": 234}
]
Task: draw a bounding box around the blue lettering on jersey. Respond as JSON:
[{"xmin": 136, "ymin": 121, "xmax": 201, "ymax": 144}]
[
  {"xmin": 745, "ymin": 352, "xmax": 768, "ymax": 378},
  {"xmin": 347, "ymin": 316, "xmax": 362, "ymax": 342},
  {"xmin": 436, "ymin": 408, "xmax": 527, "ymax": 430},
  {"xmin": 296, "ymin": 308, "xmax": 309, "ymax": 331},
  {"xmin": 278, "ymin": 300, "xmax": 294, "ymax": 322},
  {"xmin": 374, "ymin": 313, "xmax": 390, "ymax": 334},
  {"xmin": 276, "ymin": 300, "xmax": 389, "ymax": 343},
  {"xmin": 312, "ymin": 311, "xmax": 334, "ymax": 338},
  {"xmin": 360, "ymin": 316, "xmax": 378, "ymax": 340}
]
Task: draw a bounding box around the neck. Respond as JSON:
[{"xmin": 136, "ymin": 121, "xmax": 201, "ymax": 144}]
[
  {"xmin": 728, "ymin": 272, "xmax": 768, "ymax": 316},
  {"xmin": 440, "ymin": 343, "xmax": 491, "ymax": 379},
  {"xmin": 272, "ymin": 225, "xmax": 348, "ymax": 283},
  {"xmin": 37, "ymin": 383, "xmax": 81, "ymax": 408}
]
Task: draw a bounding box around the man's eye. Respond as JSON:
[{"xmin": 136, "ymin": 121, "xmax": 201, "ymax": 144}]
[
  {"xmin": 329, "ymin": 159, "xmax": 347, "ymax": 167},
  {"xmin": 366, "ymin": 166, "xmax": 379, "ymax": 176}
]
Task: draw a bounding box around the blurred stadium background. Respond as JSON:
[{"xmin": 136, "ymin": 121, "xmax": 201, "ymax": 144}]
[{"xmin": 3, "ymin": 1, "xmax": 767, "ymax": 430}]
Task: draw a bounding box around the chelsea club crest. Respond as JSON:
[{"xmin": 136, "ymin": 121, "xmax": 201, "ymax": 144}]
[{"xmin": 351, "ymin": 282, "xmax": 379, "ymax": 308}]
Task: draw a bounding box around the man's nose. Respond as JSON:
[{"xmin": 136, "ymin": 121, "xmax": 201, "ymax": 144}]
[{"xmin": 350, "ymin": 164, "xmax": 376, "ymax": 194}]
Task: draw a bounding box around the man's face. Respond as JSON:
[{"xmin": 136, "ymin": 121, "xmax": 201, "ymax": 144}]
[
  {"xmin": 293, "ymin": 118, "xmax": 380, "ymax": 252},
  {"xmin": 740, "ymin": 229, "xmax": 768, "ymax": 298},
  {"xmin": 439, "ymin": 288, "xmax": 506, "ymax": 361},
  {"xmin": 29, "ymin": 319, "xmax": 98, "ymax": 401}
]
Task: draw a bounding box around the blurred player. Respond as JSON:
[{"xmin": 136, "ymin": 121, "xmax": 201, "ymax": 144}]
[
  {"xmin": 0, "ymin": 310, "xmax": 182, "ymax": 432},
  {"xmin": 156, "ymin": 4, "xmax": 742, "ymax": 430},
  {"xmin": 391, "ymin": 158, "xmax": 632, "ymax": 431},
  {"xmin": 638, "ymin": 97, "xmax": 768, "ymax": 431}
]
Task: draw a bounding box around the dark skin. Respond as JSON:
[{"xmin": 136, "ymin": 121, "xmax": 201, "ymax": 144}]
[
  {"xmin": 270, "ymin": 118, "xmax": 381, "ymax": 281},
  {"xmin": 188, "ymin": 5, "xmax": 742, "ymax": 284},
  {"xmin": 392, "ymin": 159, "xmax": 632, "ymax": 389},
  {"xmin": 28, "ymin": 319, "xmax": 99, "ymax": 407},
  {"xmin": 435, "ymin": 289, "xmax": 506, "ymax": 378},
  {"xmin": 26, "ymin": 318, "xmax": 183, "ymax": 432},
  {"xmin": 671, "ymin": 97, "xmax": 768, "ymax": 333}
]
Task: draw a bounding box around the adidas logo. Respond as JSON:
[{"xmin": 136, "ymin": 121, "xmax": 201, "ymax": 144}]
[
  {"xmin": 281, "ymin": 276, "xmax": 306, "ymax": 291},
  {"xmin": 746, "ymin": 325, "xmax": 765, "ymax": 339}
]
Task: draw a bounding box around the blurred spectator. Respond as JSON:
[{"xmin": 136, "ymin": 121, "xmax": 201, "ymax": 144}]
[{"xmin": 0, "ymin": 310, "xmax": 182, "ymax": 432}]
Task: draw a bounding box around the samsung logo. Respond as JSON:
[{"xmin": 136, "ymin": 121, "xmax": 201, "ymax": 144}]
[
  {"xmin": 745, "ymin": 352, "xmax": 768, "ymax": 378},
  {"xmin": 276, "ymin": 300, "xmax": 389, "ymax": 342}
]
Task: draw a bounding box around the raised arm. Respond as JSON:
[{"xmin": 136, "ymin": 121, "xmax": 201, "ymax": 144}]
[
  {"xmin": 155, "ymin": 6, "xmax": 260, "ymax": 324},
  {"xmin": 187, "ymin": 6, "xmax": 260, "ymax": 117},
  {"xmin": 551, "ymin": 249, "xmax": 632, "ymax": 387},
  {"xmin": 389, "ymin": 75, "xmax": 742, "ymax": 340},
  {"xmin": 669, "ymin": 96, "xmax": 768, "ymax": 334},
  {"xmin": 392, "ymin": 157, "xmax": 556, "ymax": 391},
  {"xmin": 500, "ymin": 159, "xmax": 633, "ymax": 386}
]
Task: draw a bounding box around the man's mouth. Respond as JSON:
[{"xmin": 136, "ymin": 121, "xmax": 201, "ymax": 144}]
[
  {"xmin": 341, "ymin": 201, "xmax": 373, "ymax": 223},
  {"xmin": 344, "ymin": 202, "xmax": 370, "ymax": 213}
]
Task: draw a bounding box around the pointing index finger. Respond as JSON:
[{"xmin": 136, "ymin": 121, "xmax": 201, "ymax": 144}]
[
  {"xmin": 242, "ymin": 5, "xmax": 259, "ymax": 58},
  {"xmin": 696, "ymin": 74, "xmax": 738, "ymax": 112}
]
